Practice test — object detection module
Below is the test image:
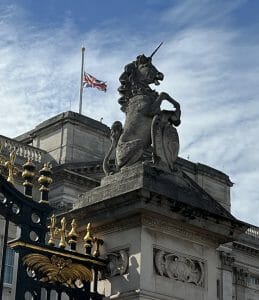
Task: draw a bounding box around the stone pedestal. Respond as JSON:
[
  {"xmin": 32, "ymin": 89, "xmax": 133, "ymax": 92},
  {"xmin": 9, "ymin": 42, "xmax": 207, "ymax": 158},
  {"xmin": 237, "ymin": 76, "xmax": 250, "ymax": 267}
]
[{"xmin": 67, "ymin": 163, "xmax": 246, "ymax": 300}]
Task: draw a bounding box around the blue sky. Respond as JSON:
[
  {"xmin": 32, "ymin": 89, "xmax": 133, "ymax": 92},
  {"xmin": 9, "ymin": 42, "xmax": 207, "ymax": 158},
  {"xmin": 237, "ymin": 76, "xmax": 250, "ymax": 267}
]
[{"xmin": 0, "ymin": 0, "xmax": 259, "ymax": 225}]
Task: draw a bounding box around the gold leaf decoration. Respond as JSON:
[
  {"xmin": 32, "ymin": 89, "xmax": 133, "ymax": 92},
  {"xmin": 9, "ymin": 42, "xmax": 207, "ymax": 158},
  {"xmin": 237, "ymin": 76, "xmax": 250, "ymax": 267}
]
[
  {"xmin": 23, "ymin": 253, "xmax": 92, "ymax": 287},
  {"xmin": 4, "ymin": 149, "xmax": 17, "ymax": 184}
]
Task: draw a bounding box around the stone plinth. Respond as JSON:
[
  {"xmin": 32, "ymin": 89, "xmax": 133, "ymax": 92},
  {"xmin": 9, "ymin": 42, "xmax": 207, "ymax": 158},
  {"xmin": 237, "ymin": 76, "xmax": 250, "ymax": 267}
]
[{"xmin": 66, "ymin": 163, "xmax": 247, "ymax": 300}]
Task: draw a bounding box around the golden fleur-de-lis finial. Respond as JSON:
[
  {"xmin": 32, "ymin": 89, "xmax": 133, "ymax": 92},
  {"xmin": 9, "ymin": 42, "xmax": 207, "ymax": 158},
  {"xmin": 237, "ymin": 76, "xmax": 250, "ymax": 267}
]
[
  {"xmin": 67, "ymin": 219, "xmax": 79, "ymax": 250},
  {"xmin": 59, "ymin": 217, "xmax": 67, "ymax": 249},
  {"xmin": 5, "ymin": 149, "xmax": 17, "ymax": 184},
  {"xmin": 47, "ymin": 214, "xmax": 57, "ymax": 246},
  {"xmin": 84, "ymin": 223, "xmax": 93, "ymax": 253}
]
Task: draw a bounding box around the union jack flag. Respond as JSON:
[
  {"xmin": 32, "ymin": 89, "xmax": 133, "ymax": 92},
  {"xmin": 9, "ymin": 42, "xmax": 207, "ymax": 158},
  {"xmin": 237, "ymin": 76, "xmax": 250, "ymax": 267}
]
[{"xmin": 83, "ymin": 72, "xmax": 107, "ymax": 92}]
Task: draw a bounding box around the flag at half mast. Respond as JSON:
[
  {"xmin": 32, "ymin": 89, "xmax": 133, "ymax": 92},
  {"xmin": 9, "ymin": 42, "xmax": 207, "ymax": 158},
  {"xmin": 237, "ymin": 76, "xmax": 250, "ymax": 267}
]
[{"xmin": 83, "ymin": 72, "xmax": 107, "ymax": 92}]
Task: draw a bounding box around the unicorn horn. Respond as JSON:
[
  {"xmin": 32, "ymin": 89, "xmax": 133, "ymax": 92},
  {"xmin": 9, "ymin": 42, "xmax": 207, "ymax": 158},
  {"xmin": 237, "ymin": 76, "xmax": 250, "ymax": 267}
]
[{"xmin": 150, "ymin": 42, "xmax": 163, "ymax": 58}]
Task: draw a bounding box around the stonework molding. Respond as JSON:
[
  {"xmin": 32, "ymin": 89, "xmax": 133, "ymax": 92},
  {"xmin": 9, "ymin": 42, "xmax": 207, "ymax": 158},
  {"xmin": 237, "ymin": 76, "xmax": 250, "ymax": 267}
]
[
  {"xmin": 94, "ymin": 212, "xmax": 216, "ymax": 246},
  {"xmin": 233, "ymin": 241, "xmax": 259, "ymax": 257},
  {"xmin": 52, "ymin": 168, "xmax": 99, "ymax": 188},
  {"xmin": 234, "ymin": 267, "xmax": 249, "ymax": 287},
  {"xmin": 154, "ymin": 248, "xmax": 205, "ymax": 287},
  {"xmin": 93, "ymin": 215, "xmax": 141, "ymax": 235},
  {"xmin": 142, "ymin": 215, "xmax": 223, "ymax": 246},
  {"xmin": 106, "ymin": 249, "xmax": 129, "ymax": 277},
  {"xmin": 220, "ymin": 251, "xmax": 235, "ymax": 270}
]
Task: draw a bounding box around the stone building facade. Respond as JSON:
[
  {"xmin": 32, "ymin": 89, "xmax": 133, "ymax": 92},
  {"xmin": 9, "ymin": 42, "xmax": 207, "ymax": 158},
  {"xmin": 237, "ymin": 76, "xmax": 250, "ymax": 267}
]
[{"xmin": 0, "ymin": 110, "xmax": 259, "ymax": 300}]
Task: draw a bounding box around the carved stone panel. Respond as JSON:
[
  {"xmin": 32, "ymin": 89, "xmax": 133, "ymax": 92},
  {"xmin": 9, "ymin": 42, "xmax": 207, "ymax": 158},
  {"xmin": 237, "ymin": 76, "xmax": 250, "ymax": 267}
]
[
  {"xmin": 154, "ymin": 248, "xmax": 205, "ymax": 287},
  {"xmin": 106, "ymin": 249, "xmax": 129, "ymax": 277}
]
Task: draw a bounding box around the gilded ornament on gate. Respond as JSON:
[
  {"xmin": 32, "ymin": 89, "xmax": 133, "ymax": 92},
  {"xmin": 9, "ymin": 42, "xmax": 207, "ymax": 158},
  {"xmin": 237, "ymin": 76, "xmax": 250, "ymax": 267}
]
[
  {"xmin": 23, "ymin": 253, "xmax": 93, "ymax": 287},
  {"xmin": 47, "ymin": 214, "xmax": 58, "ymax": 246},
  {"xmin": 59, "ymin": 217, "xmax": 67, "ymax": 248},
  {"xmin": 38, "ymin": 163, "xmax": 53, "ymax": 191},
  {"xmin": 5, "ymin": 149, "xmax": 18, "ymax": 184},
  {"xmin": 68, "ymin": 219, "xmax": 79, "ymax": 246},
  {"xmin": 84, "ymin": 223, "xmax": 93, "ymax": 249}
]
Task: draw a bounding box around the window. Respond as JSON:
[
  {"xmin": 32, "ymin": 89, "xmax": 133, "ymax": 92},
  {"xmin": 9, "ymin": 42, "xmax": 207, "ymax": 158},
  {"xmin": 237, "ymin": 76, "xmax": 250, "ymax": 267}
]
[
  {"xmin": 3, "ymin": 247, "xmax": 15, "ymax": 284},
  {"xmin": 249, "ymin": 275, "xmax": 259, "ymax": 285},
  {"xmin": 217, "ymin": 279, "xmax": 220, "ymax": 299}
]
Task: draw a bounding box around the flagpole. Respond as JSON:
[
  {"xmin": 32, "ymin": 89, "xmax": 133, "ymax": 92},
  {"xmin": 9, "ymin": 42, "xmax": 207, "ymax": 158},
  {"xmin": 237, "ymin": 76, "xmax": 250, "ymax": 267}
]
[{"xmin": 79, "ymin": 46, "xmax": 85, "ymax": 114}]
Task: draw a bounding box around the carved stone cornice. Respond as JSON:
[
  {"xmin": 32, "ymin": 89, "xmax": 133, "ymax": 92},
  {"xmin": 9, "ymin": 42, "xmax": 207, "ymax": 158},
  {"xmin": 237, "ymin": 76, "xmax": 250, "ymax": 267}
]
[
  {"xmin": 142, "ymin": 214, "xmax": 226, "ymax": 247},
  {"xmin": 93, "ymin": 215, "xmax": 141, "ymax": 235},
  {"xmin": 92, "ymin": 212, "xmax": 224, "ymax": 247},
  {"xmin": 76, "ymin": 163, "xmax": 246, "ymax": 236},
  {"xmin": 154, "ymin": 248, "xmax": 206, "ymax": 288},
  {"xmin": 87, "ymin": 211, "xmax": 232, "ymax": 249},
  {"xmin": 52, "ymin": 168, "xmax": 99, "ymax": 187},
  {"xmin": 233, "ymin": 241, "xmax": 259, "ymax": 257},
  {"xmin": 71, "ymin": 195, "xmax": 240, "ymax": 250}
]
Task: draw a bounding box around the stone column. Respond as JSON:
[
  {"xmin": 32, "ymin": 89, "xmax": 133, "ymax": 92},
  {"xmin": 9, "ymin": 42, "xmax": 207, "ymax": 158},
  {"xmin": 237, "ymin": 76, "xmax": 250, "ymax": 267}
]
[
  {"xmin": 233, "ymin": 266, "xmax": 248, "ymax": 300},
  {"xmin": 219, "ymin": 251, "xmax": 235, "ymax": 300}
]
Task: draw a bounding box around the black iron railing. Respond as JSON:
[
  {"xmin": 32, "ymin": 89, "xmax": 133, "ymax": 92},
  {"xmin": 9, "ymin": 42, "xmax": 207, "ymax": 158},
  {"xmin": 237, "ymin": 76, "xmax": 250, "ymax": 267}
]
[{"xmin": 0, "ymin": 157, "xmax": 106, "ymax": 300}]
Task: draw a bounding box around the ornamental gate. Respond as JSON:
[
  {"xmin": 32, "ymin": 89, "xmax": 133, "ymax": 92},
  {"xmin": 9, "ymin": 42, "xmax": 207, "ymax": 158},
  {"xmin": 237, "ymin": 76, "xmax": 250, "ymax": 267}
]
[{"xmin": 0, "ymin": 150, "xmax": 106, "ymax": 300}]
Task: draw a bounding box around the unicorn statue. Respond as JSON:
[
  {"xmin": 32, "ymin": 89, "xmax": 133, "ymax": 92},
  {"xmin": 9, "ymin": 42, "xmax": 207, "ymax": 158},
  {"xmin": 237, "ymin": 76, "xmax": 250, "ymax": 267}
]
[{"xmin": 103, "ymin": 43, "xmax": 181, "ymax": 175}]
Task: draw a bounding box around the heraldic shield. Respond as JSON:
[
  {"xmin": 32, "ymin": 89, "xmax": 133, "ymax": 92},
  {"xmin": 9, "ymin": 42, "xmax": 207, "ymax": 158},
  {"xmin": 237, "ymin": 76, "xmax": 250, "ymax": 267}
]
[{"xmin": 151, "ymin": 110, "xmax": 180, "ymax": 172}]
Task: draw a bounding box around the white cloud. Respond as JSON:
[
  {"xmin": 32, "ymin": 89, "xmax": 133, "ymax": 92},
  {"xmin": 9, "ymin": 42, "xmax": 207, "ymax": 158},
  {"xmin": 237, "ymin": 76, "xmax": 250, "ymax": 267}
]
[
  {"xmin": 157, "ymin": 1, "xmax": 259, "ymax": 225},
  {"xmin": 0, "ymin": 2, "xmax": 258, "ymax": 225},
  {"xmin": 162, "ymin": 0, "xmax": 245, "ymax": 28}
]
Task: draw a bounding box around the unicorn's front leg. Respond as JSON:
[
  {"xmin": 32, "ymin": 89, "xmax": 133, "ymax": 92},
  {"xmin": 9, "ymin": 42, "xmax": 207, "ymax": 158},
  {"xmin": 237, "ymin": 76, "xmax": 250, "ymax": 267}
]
[
  {"xmin": 151, "ymin": 92, "xmax": 181, "ymax": 126},
  {"xmin": 159, "ymin": 92, "xmax": 180, "ymax": 110}
]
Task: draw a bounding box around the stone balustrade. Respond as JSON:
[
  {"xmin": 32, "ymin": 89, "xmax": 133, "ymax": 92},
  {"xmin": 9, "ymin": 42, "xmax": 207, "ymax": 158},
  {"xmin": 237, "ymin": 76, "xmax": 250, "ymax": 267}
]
[
  {"xmin": 245, "ymin": 226, "xmax": 259, "ymax": 239},
  {"xmin": 0, "ymin": 135, "xmax": 47, "ymax": 163}
]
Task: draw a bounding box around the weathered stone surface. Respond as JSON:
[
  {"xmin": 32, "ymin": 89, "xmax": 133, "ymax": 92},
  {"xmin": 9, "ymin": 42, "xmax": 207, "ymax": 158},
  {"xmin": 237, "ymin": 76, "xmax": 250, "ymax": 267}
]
[
  {"xmin": 16, "ymin": 111, "xmax": 111, "ymax": 164},
  {"xmin": 77, "ymin": 162, "xmax": 238, "ymax": 223},
  {"xmin": 62, "ymin": 159, "xmax": 249, "ymax": 300}
]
